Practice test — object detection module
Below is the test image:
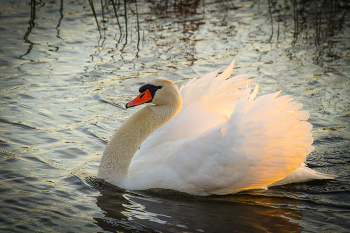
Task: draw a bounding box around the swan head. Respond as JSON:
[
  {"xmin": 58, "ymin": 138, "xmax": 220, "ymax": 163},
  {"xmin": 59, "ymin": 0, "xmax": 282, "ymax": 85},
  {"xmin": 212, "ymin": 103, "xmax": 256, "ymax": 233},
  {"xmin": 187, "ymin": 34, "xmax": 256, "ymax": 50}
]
[{"xmin": 126, "ymin": 79, "xmax": 182, "ymax": 109}]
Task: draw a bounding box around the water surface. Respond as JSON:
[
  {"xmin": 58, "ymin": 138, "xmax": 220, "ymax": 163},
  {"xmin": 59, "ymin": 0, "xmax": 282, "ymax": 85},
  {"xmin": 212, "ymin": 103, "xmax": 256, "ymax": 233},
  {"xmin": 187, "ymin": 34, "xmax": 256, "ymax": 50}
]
[{"xmin": 0, "ymin": 0, "xmax": 349, "ymax": 232}]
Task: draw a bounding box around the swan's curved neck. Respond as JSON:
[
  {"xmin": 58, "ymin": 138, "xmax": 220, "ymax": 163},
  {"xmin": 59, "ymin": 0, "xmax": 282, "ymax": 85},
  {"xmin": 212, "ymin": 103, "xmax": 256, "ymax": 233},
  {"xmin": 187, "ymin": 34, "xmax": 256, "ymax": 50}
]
[{"xmin": 98, "ymin": 104, "xmax": 180, "ymax": 184}]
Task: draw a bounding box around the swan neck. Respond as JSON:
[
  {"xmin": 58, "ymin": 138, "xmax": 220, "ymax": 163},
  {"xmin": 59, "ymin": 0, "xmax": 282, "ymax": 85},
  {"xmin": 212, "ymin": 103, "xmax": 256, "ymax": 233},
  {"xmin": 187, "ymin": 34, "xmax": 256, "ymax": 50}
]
[{"xmin": 98, "ymin": 103, "xmax": 180, "ymax": 184}]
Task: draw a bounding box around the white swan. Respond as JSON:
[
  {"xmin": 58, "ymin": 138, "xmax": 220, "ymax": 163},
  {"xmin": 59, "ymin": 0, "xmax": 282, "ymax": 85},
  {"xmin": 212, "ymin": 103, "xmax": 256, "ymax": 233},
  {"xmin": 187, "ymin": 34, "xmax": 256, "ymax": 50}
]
[{"xmin": 98, "ymin": 60, "xmax": 333, "ymax": 195}]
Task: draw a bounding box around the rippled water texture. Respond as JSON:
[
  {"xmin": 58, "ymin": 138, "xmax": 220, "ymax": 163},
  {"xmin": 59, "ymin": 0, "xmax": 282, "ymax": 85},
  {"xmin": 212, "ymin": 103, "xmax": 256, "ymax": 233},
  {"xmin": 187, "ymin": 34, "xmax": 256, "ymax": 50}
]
[{"xmin": 0, "ymin": 0, "xmax": 349, "ymax": 232}]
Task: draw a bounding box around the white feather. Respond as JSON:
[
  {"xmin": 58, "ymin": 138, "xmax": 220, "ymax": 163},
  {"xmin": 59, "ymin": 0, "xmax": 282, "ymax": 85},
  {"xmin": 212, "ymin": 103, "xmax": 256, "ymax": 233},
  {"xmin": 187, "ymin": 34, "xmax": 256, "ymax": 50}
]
[{"xmin": 119, "ymin": 60, "xmax": 333, "ymax": 195}]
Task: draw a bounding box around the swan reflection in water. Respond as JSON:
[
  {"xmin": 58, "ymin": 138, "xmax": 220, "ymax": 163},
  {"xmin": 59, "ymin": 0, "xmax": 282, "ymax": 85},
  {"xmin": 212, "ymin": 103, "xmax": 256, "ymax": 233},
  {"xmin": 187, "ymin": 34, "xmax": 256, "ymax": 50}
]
[{"xmin": 93, "ymin": 182, "xmax": 302, "ymax": 233}]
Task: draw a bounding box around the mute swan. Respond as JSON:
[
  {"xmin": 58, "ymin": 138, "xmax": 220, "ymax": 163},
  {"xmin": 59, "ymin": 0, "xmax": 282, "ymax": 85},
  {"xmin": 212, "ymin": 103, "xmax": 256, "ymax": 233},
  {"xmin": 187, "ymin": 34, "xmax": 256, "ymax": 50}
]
[{"xmin": 98, "ymin": 60, "xmax": 333, "ymax": 195}]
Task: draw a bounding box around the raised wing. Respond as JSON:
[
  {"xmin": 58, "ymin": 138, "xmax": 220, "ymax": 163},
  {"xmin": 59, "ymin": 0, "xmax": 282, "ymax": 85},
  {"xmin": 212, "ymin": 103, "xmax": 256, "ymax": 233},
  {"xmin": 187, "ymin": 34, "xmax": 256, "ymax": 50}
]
[{"xmin": 208, "ymin": 87, "xmax": 314, "ymax": 194}]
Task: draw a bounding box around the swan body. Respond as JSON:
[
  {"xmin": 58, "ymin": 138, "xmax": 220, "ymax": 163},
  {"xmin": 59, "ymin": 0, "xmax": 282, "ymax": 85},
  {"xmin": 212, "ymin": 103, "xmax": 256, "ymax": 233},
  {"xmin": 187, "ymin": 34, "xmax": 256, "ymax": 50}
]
[{"xmin": 98, "ymin": 60, "xmax": 333, "ymax": 195}]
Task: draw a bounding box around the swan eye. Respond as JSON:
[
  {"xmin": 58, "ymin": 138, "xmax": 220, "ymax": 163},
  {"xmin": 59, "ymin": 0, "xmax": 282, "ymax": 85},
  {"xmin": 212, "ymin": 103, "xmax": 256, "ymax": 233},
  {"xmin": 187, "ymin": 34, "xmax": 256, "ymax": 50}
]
[
  {"xmin": 139, "ymin": 84, "xmax": 162, "ymax": 93},
  {"xmin": 139, "ymin": 84, "xmax": 163, "ymax": 98}
]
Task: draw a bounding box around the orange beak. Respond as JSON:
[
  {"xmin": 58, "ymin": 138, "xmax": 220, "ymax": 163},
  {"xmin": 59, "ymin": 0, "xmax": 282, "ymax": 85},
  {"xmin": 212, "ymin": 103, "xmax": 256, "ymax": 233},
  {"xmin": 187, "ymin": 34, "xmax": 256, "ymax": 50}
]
[{"xmin": 126, "ymin": 89, "xmax": 153, "ymax": 108}]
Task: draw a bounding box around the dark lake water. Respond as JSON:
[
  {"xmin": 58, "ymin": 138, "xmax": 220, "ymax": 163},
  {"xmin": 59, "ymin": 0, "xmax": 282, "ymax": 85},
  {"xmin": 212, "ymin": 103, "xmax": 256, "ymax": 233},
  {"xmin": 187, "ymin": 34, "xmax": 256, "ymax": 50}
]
[{"xmin": 1, "ymin": 0, "xmax": 349, "ymax": 232}]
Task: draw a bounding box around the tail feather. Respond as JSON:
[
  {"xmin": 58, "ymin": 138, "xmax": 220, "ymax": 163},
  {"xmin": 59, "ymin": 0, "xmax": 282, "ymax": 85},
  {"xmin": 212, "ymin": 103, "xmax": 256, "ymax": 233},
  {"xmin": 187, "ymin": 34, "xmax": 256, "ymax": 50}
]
[{"xmin": 268, "ymin": 163, "xmax": 335, "ymax": 187}]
